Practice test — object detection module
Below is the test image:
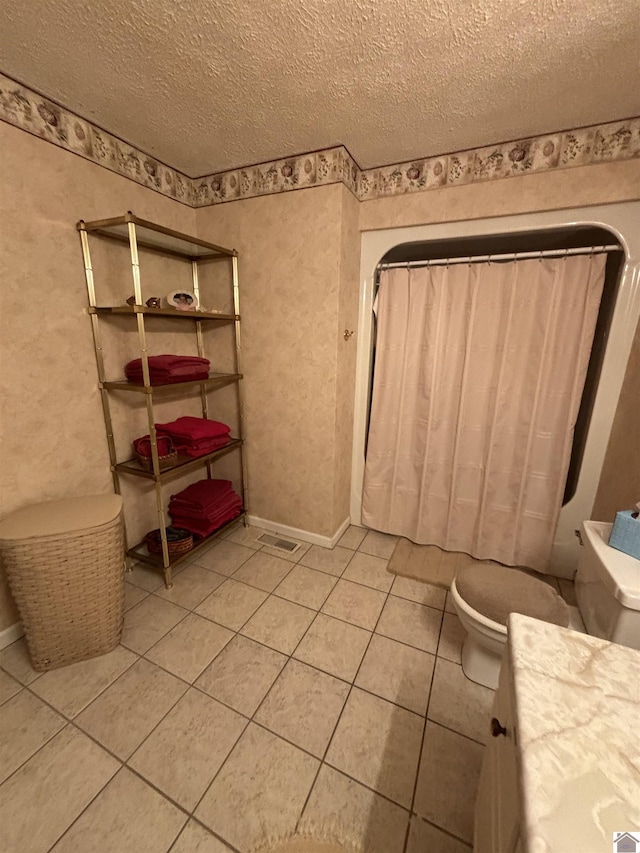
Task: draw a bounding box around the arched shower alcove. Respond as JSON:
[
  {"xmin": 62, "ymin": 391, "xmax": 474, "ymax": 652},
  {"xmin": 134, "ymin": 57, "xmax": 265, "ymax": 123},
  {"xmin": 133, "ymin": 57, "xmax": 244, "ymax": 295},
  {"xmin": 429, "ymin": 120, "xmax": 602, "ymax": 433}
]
[{"xmin": 350, "ymin": 202, "xmax": 640, "ymax": 577}]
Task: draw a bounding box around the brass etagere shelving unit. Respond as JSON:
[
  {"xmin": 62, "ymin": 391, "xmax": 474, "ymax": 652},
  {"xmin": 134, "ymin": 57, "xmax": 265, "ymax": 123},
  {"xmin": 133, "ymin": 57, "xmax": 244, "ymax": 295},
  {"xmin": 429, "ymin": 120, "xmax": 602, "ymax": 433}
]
[{"xmin": 77, "ymin": 211, "xmax": 248, "ymax": 588}]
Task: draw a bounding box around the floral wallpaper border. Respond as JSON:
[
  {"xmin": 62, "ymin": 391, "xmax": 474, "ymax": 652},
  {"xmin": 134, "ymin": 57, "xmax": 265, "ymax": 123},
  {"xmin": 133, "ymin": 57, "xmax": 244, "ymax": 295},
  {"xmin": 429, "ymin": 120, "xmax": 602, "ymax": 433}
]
[
  {"xmin": 0, "ymin": 73, "xmax": 195, "ymax": 205},
  {"xmin": 1, "ymin": 72, "xmax": 638, "ymax": 209}
]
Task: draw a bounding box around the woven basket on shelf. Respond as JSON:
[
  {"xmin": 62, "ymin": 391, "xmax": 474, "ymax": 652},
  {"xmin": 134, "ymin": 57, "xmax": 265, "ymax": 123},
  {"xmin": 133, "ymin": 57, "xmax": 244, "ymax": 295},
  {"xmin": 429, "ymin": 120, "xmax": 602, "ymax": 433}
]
[
  {"xmin": 0, "ymin": 496, "xmax": 125, "ymax": 672},
  {"xmin": 145, "ymin": 526, "xmax": 193, "ymax": 558},
  {"xmin": 133, "ymin": 435, "xmax": 178, "ymax": 471}
]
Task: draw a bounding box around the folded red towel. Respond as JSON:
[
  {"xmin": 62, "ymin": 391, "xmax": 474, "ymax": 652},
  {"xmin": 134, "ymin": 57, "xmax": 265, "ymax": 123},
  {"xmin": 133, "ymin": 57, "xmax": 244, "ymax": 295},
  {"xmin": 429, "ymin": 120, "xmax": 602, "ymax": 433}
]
[
  {"xmin": 169, "ymin": 479, "xmax": 234, "ymax": 513},
  {"xmin": 125, "ymin": 355, "xmax": 210, "ymax": 374},
  {"xmin": 169, "ymin": 500, "xmax": 239, "ymax": 522},
  {"xmin": 168, "ymin": 435, "xmax": 232, "ymax": 458},
  {"xmin": 125, "ymin": 370, "xmax": 210, "ymax": 386},
  {"xmin": 170, "ymin": 501, "xmax": 243, "ymax": 537},
  {"xmin": 156, "ymin": 417, "xmax": 230, "ymax": 441},
  {"xmin": 125, "ymin": 355, "xmax": 210, "ymax": 385}
]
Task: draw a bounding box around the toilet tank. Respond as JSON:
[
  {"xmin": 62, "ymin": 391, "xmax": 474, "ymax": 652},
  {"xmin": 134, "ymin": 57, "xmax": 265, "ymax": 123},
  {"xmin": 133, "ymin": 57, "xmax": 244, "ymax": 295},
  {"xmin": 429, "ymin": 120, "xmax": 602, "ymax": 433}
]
[{"xmin": 576, "ymin": 521, "xmax": 640, "ymax": 650}]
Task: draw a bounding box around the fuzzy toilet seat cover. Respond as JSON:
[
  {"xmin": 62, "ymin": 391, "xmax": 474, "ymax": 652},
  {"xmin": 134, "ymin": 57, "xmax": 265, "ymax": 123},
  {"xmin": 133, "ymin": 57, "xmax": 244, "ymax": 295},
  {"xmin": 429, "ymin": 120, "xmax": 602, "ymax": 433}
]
[{"xmin": 455, "ymin": 564, "xmax": 570, "ymax": 628}]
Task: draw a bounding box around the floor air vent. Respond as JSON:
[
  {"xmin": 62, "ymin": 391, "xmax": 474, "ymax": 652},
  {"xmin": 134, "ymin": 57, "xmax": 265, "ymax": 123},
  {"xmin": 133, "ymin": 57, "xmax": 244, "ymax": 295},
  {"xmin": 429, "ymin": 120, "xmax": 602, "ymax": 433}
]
[{"xmin": 257, "ymin": 533, "xmax": 301, "ymax": 553}]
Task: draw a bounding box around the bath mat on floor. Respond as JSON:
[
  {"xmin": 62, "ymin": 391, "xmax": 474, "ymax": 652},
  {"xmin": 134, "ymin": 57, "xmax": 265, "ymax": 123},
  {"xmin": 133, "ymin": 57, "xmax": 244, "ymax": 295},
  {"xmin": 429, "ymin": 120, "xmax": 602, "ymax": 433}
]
[{"xmin": 387, "ymin": 538, "xmax": 460, "ymax": 589}]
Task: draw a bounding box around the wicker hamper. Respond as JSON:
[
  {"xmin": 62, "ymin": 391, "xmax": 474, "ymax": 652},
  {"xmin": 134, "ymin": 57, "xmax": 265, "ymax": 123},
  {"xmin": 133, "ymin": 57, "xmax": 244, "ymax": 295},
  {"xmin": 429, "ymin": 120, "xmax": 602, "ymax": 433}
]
[{"xmin": 0, "ymin": 495, "xmax": 125, "ymax": 671}]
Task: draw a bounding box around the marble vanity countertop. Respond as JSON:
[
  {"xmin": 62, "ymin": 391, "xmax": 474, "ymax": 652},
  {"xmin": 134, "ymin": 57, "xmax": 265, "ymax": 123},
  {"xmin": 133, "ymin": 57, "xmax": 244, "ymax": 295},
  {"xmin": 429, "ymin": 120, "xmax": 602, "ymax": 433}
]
[{"xmin": 507, "ymin": 613, "xmax": 640, "ymax": 853}]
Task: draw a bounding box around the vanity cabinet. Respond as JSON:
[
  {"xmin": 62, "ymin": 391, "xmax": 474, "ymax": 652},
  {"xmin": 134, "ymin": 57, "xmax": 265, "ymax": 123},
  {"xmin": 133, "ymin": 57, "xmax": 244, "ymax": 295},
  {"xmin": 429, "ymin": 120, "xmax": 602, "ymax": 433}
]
[
  {"xmin": 476, "ymin": 614, "xmax": 640, "ymax": 853},
  {"xmin": 475, "ymin": 648, "xmax": 522, "ymax": 853},
  {"xmin": 77, "ymin": 212, "xmax": 247, "ymax": 588}
]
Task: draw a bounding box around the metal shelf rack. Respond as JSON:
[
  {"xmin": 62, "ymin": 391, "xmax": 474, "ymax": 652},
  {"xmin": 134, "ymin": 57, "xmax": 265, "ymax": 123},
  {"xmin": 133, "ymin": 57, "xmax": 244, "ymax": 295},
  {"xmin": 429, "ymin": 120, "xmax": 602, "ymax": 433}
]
[{"xmin": 77, "ymin": 211, "xmax": 248, "ymax": 588}]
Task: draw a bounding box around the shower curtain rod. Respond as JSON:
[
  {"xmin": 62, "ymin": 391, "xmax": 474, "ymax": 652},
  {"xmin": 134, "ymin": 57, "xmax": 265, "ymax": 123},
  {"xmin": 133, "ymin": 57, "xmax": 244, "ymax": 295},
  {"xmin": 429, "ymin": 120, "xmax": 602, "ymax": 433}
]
[{"xmin": 378, "ymin": 244, "xmax": 622, "ymax": 270}]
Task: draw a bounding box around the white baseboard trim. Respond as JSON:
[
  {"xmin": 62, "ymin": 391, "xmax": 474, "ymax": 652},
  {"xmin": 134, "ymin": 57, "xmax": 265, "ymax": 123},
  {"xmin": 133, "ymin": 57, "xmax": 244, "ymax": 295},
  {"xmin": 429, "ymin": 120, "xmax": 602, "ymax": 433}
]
[
  {"xmin": 247, "ymin": 515, "xmax": 351, "ymax": 550},
  {"xmin": 0, "ymin": 621, "xmax": 23, "ymax": 650}
]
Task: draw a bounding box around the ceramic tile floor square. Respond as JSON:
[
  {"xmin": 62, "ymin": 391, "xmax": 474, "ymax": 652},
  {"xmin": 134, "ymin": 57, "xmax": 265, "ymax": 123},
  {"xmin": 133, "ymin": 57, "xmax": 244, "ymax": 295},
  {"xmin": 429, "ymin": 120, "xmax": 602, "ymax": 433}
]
[
  {"xmin": 171, "ymin": 820, "xmax": 233, "ymax": 852},
  {"xmin": 196, "ymin": 634, "xmax": 287, "ymax": 715},
  {"xmin": 124, "ymin": 582, "xmax": 149, "ymax": 611},
  {"xmin": 293, "ymin": 613, "xmax": 371, "ymax": 681},
  {"xmin": 437, "ymin": 611, "xmax": 466, "ymax": 663},
  {"xmin": 0, "ymin": 668, "xmax": 21, "ymax": 704},
  {"xmin": 51, "ymin": 767, "xmax": 186, "ymax": 853},
  {"xmin": 121, "ymin": 595, "xmax": 188, "ymax": 654},
  {"xmin": 391, "ymin": 574, "xmax": 447, "ymax": 609},
  {"xmin": 154, "ymin": 564, "xmax": 227, "ymax": 609},
  {"xmin": 342, "ymin": 551, "xmax": 394, "ymax": 592},
  {"xmin": 30, "ymin": 645, "xmax": 137, "ymax": 717},
  {"xmin": 406, "ymin": 815, "xmax": 472, "ymax": 853},
  {"xmin": 376, "ymin": 595, "xmax": 442, "ymax": 653},
  {"xmin": 125, "ymin": 562, "xmax": 167, "ymax": 592},
  {"xmin": 355, "ymin": 633, "xmax": 435, "ymax": 715},
  {"xmin": 300, "ymin": 764, "xmax": 409, "ymax": 853},
  {"xmin": 414, "ymin": 721, "xmax": 484, "ymax": 844},
  {"xmin": 0, "ymin": 532, "xmax": 494, "ymax": 853},
  {"xmin": 337, "ymin": 524, "xmax": 368, "ymax": 550},
  {"xmin": 192, "ymin": 538, "xmax": 256, "ymax": 574},
  {"xmin": 0, "ymin": 726, "xmax": 119, "ymax": 853},
  {"xmin": 222, "ymin": 523, "xmax": 265, "ymax": 551},
  {"xmin": 145, "ymin": 613, "xmax": 234, "ymax": 683},
  {"xmin": 274, "ymin": 564, "xmax": 337, "ymax": 609},
  {"xmin": 195, "ymin": 723, "xmax": 319, "ymax": 852},
  {"xmin": 232, "ymin": 550, "xmax": 294, "ymax": 591},
  {"xmin": 240, "ymin": 595, "xmax": 315, "ymax": 654},
  {"xmin": 428, "ymin": 657, "xmax": 494, "ymax": 744},
  {"xmin": 255, "ymin": 658, "xmax": 349, "ymax": 757},
  {"xmin": 129, "ymin": 688, "xmax": 247, "ymax": 810},
  {"xmin": 326, "ymin": 687, "xmax": 423, "ymax": 808},
  {"xmin": 195, "ymin": 578, "xmax": 268, "ymax": 630},
  {"xmin": 0, "ymin": 690, "xmax": 66, "ymax": 784},
  {"xmin": 321, "ymin": 578, "xmax": 386, "ymax": 630},
  {"xmin": 299, "ymin": 544, "xmax": 354, "ymax": 576},
  {"xmin": 0, "ymin": 638, "xmax": 40, "ymax": 685},
  {"xmin": 359, "ymin": 529, "xmax": 399, "ymax": 559},
  {"xmin": 75, "ymin": 658, "xmax": 187, "ymax": 759}
]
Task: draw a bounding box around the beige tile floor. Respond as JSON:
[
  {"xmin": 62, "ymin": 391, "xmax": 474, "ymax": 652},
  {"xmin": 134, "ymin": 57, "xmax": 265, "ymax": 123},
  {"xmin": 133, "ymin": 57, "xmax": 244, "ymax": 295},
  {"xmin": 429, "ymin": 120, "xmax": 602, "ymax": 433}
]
[{"xmin": 0, "ymin": 524, "xmax": 575, "ymax": 853}]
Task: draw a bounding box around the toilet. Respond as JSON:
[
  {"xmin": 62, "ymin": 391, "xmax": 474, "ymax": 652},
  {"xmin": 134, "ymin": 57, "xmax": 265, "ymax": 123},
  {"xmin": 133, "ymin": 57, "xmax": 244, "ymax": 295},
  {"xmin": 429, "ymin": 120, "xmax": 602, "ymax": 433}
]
[{"xmin": 451, "ymin": 520, "xmax": 640, "ymax": 689}]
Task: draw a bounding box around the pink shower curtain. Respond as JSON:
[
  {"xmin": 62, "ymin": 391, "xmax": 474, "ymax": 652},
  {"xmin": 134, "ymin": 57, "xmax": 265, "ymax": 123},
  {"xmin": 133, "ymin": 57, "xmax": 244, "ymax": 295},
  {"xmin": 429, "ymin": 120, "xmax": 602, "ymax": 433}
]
[{"xmin": 361, "ymin": 255, "xmax": 606, "ymax": 571}]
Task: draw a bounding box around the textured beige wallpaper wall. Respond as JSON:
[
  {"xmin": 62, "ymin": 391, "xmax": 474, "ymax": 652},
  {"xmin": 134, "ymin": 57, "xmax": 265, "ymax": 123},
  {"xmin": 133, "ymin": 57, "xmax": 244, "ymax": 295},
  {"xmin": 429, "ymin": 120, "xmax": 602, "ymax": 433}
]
[
  {"xmin": 2, "ymin": 122, "xmax": 639, "ymax": 635},
  {"xmin": 332, "ymin": 189, "xmax": 361, "ymax": 531},
  {"xmin": 0, "ymin": 122, "xmax": 196, "ymax": 631},
  {"xmin": 592, "ymin": 314, "xmax": 640, "ymax": 521},
  {"xmin": 196, "ymin": 185, "xmax": 346, "ymax": 537}
]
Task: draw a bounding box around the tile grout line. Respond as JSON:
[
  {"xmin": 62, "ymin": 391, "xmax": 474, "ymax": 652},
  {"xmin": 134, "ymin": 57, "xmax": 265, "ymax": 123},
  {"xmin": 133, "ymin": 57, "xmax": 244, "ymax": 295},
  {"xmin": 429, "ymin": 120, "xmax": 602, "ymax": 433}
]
[
  {"xmin": 401, "ymin": 603, "xmax": 446, "ymax": 853},
  {"xmin": 167, "ymin": 815, "xmax": 243, "ymax": 853},
  {"xmin": 0, "ymin": 529, "xmax": 430, "ymax": 851},
  {"xmin": 183, "ymin": 543, "xmax": 363, "ymax": 843},
  {"xmin": 294, "ymin": 553, "xmax": 415, "ymax": 841},
  {"xmin": 3, "ymin": 526, "xmax": 570, "ymax": 851}
]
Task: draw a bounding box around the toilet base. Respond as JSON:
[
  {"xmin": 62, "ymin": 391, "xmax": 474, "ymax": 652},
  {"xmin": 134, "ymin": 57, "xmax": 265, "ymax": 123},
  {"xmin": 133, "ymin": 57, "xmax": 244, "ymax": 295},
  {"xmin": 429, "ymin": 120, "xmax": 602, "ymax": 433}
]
[{"xmin": 461, "ymin": 634, "xmax": 503, "ymax": 690}]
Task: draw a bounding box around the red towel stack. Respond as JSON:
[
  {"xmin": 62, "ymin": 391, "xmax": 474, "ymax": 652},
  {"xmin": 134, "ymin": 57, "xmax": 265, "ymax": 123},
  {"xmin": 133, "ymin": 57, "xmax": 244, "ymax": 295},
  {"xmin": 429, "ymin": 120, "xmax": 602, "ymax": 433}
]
[
  {"xmin": 125, "ymin": 355, "xmax": 210, "ymax": 385},
  {"xmin": 169, "ymin": 479, "xmax": 243, "ymax": 538},
  {"xmin": 156, "ymin": 417, "xmax": 232, "ymax": 458}
]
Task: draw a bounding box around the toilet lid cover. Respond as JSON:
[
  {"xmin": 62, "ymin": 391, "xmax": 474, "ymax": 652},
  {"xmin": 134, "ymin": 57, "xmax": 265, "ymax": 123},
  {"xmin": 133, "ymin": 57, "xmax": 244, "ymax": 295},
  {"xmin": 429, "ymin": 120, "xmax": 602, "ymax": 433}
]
[{"xmin": 456, "ymin": 564, "xmax": 570, "ymax": 628}]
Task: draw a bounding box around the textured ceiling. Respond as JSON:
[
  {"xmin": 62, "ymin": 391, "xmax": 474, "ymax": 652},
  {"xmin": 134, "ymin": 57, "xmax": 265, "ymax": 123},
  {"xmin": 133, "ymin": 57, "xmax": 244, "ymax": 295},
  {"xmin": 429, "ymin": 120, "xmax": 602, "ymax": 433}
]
[{"xmin": 1, "ymin": 0, "xmax": 639, "ymax": 176}]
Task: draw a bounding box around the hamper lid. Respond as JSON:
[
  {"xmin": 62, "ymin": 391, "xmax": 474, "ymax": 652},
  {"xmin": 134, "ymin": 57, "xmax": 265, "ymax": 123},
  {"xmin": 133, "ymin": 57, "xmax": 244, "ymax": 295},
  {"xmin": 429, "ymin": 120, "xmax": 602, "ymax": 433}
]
[
  {"xmin": 0, "ymin": 495, "xmax": 123, "ymax": 540},
  {"xmin": 455, "ymin": 564, "xmax": 570, "ymax": 628}
]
